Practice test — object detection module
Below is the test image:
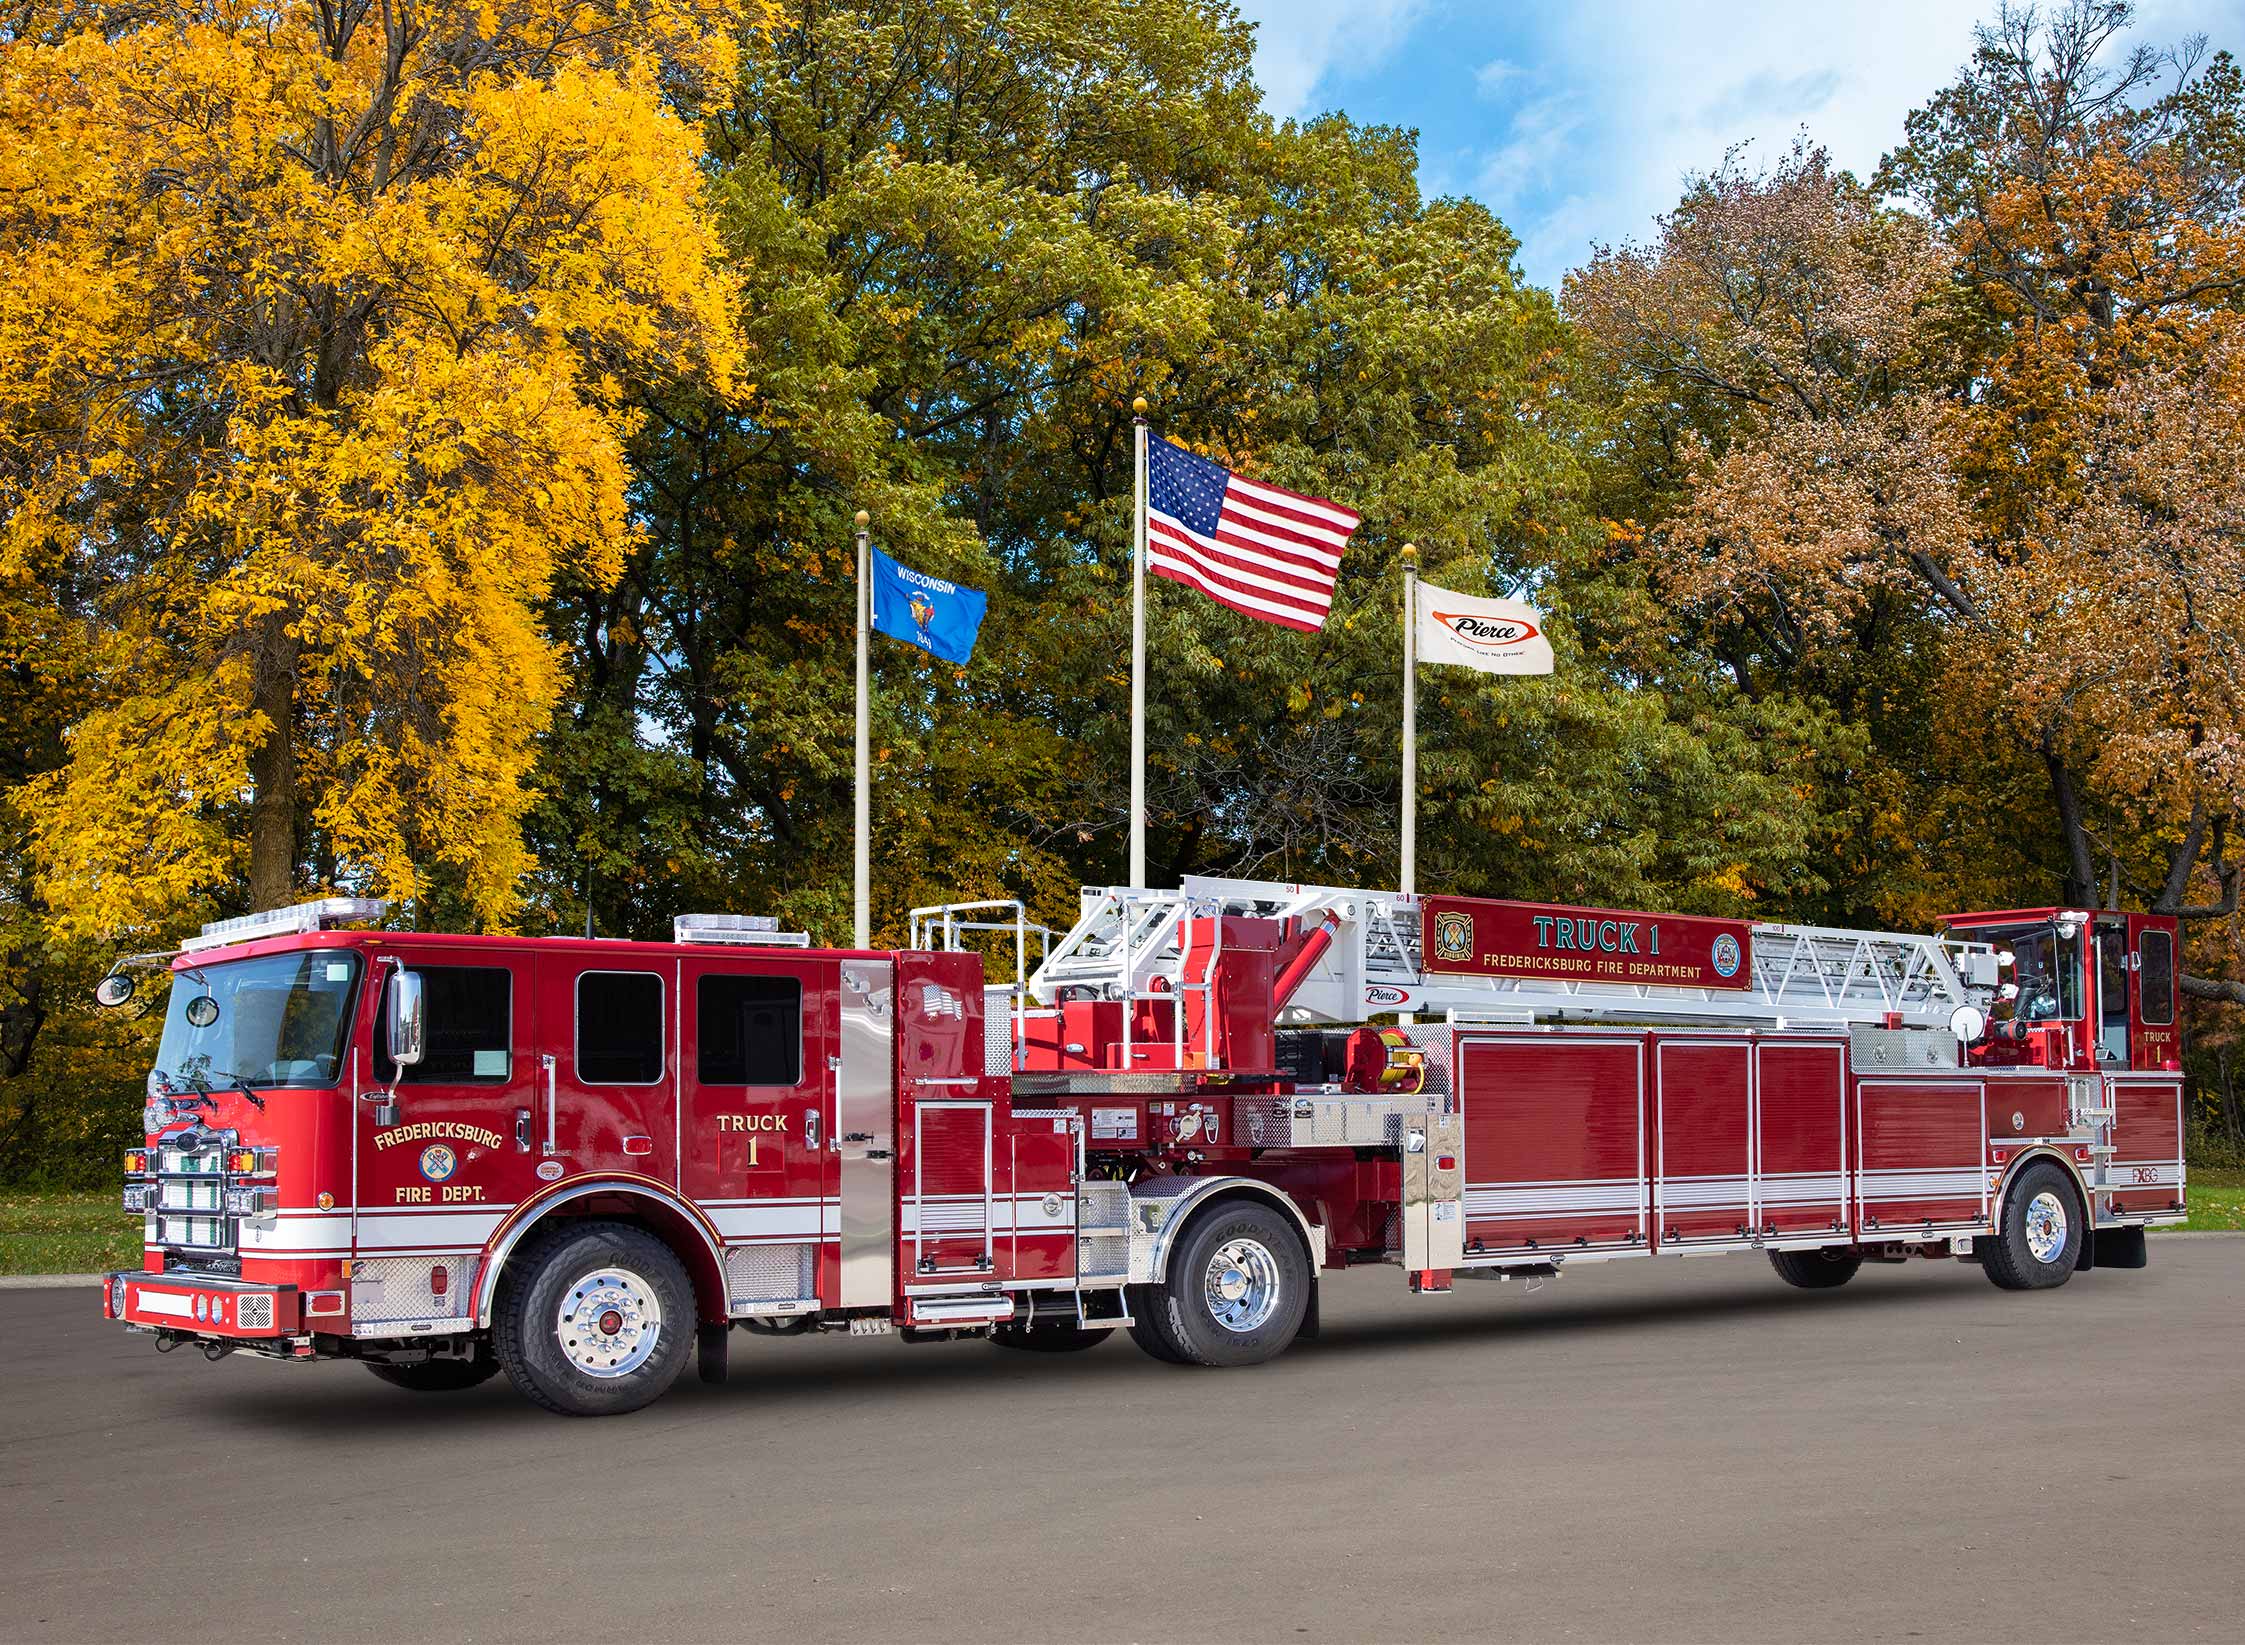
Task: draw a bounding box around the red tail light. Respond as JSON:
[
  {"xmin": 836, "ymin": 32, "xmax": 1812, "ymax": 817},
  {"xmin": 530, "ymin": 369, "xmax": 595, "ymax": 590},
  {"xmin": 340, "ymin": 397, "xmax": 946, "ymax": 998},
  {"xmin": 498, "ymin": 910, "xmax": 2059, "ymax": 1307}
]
[{"xmin": 428, "ymin": 1265, "xmax": 449, "ymax": 1297}]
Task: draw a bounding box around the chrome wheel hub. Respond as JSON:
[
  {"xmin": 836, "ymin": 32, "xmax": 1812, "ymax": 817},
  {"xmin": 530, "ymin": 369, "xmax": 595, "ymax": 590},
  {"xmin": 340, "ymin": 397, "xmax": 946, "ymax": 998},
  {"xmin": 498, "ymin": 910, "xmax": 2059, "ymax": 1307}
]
[
  {"xmin": 557, "ymin": 1267, "xmax": 663, "ymax": 1378},
  {"xmin": 1203, "ymin": 1237, "xmax": 1281, "ymax": 1334},
  {"xmin": 2023, "ymin": 1190, "xmax": 2069, "ymax": 1265}
]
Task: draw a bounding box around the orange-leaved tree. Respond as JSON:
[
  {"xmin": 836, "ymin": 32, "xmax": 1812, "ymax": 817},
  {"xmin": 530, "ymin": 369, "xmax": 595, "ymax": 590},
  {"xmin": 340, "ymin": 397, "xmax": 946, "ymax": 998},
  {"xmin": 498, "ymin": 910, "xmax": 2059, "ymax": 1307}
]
[{"xmin": 0, "ymin": 0, "xmax": 743, "ymax": 939}]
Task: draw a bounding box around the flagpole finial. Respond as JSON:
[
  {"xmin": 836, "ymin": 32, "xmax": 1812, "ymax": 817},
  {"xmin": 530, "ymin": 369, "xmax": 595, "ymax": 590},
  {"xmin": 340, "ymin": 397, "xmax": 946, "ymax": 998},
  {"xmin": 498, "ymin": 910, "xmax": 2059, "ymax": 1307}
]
[
  {"xmin": 1132, "ymin": 396, "xmax": 1148, "ymax": 417},
  {"xmin": 854, "ymin": 509, "xmax": 869, "ymax": 529},
  {"xmin": 1401, "ymin": 541, "xmax": 1417, "ymax": 561}
]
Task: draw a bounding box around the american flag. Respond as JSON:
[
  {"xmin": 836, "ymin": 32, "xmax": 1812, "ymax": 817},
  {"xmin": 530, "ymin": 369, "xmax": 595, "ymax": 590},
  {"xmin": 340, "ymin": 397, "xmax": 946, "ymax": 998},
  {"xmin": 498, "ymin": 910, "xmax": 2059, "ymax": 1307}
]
[{"xmin": 1146, "ymin": 435, "xmax": 1359, "ymax": 632}]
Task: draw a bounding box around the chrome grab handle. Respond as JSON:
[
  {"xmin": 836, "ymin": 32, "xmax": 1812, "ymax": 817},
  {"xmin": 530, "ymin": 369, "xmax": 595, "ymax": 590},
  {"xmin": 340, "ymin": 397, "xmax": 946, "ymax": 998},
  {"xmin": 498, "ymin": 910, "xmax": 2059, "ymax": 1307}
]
[{"xmin": 540, "ymin": 1054, "xmax": 556, "ymax": 1156}]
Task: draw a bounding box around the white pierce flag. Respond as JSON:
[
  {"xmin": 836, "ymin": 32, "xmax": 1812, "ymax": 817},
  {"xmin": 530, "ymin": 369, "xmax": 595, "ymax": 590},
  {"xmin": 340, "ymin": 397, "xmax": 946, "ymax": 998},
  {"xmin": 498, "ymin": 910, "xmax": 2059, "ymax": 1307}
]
[{"xmin": 1414, "ymin": 580, "xmax": 1554, "ymax": 675}]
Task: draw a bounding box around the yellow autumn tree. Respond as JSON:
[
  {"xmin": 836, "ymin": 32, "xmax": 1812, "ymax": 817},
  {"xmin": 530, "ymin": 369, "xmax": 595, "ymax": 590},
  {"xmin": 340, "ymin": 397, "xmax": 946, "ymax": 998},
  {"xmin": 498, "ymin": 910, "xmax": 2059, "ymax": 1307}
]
[{"xmin": 0, "ymin": 0, "xmax": 742, "ymax": 936}]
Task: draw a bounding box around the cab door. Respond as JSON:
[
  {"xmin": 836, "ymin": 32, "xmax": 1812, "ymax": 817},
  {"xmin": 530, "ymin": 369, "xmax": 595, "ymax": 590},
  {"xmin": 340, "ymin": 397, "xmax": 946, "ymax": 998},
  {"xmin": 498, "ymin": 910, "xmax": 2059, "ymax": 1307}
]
[
  {"xmin": 2093, "ymin": 916, "xmax": 2132, "ymax": 1068},
  {"xmin": 354, "ymin": 952, "xmax": 535, "ymax": 1329},
  {"xmin": 530, "ymin": 956, "xmax": 675, "ymax": 1182},
  {"xmin": 678, "ymin": 954, "xmax": 835, "ymax": 1314}
]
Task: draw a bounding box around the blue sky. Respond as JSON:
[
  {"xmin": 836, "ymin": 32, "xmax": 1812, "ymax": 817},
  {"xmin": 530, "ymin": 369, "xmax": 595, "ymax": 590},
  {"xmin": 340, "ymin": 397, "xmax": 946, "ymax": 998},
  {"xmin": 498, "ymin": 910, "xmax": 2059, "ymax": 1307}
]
[{"xmin": 1233, "ymin": 0, "xmax": 2245, "ymax": 293}]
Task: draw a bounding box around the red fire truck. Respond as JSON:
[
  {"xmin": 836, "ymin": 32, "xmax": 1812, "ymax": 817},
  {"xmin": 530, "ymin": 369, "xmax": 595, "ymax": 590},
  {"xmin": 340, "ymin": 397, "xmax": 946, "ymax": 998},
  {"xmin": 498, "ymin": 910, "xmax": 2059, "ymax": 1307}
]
[{"xmin": 98, "ymin": 878, "xmax": 2186, "ymax": 1416}]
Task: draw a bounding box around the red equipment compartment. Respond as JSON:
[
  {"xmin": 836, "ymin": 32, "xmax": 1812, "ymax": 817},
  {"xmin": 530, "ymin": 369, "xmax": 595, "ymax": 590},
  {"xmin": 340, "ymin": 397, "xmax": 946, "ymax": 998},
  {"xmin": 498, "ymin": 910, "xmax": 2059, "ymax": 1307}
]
[
  {"xmin": 1653, "ymin": 1039, "xmax": 1752, "ymax": 1245},
  {"xmin": 2107, "ymin": 1077, "xmax": 2183, "ymax": 1215},
  {"xmin": 1754, "ymin": 1040, "xmax": 1848, "ymax": 1240},
  {"xmin": 899, "ymin": 1099, "xmax": 1078, "ymax": 1288},
  {"xmin": 1460, "ymin": 1034, "xmax": 1645, "ymax": 1254},
  {"xmin": 1856, "ymin": 1080, "xmax": 1986, "ymax": 1234}
]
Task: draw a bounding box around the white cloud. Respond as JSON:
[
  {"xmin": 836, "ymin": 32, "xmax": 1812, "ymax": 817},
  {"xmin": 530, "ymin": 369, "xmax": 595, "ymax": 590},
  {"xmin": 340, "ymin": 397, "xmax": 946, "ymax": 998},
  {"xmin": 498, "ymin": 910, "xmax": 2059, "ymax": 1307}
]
[
  {"xmin": 1232, "ymin": 0, "xmax": 1428, "ymax": 119},
  {"xmin": 1465, "ymin": 0, "xmax": 1990, "ymax": 286},
  {"xmin": 1472, "ymin": 90, "xmax": 1583, "ymax": 200},
  {"xmin": 1473, "ymin": 57, "xmax": 1523, "ymax": 98}
]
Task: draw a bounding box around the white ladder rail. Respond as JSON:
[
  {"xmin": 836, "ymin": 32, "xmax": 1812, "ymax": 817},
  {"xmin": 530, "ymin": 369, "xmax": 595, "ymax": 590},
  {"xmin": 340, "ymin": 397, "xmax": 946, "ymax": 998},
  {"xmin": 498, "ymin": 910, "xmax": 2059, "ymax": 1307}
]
[{"xmin": 1026, "ymin": 876, "xmax": 1997, "ymax": 1034}]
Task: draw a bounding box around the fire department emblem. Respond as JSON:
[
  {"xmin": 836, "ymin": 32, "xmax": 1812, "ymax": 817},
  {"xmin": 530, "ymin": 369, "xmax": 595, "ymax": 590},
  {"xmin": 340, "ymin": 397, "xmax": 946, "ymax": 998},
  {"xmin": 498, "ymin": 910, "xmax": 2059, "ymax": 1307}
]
[
  {"xmin": 1432, "ymin": 909, "xmax": 1474, "ymax": 965},
  {"xmin": 1710, "ymin": 933, "xmax": 1743, "ymax": 979},
  {"xmin": 418, "ymin": 1143, "xmax": 457, "ymax": 1183}
]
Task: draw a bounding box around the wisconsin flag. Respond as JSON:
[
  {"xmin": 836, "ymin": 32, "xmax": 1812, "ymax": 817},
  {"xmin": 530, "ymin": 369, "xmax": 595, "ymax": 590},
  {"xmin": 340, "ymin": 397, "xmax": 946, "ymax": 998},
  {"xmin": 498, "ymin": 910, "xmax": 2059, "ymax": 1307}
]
[
  {"xmin": 870, "ymin": 547, "xmax": 987, "ymax": 666},
  {"xmin": 1415, "ymin": 580, "xmax": 1554, "ymax": 675}
]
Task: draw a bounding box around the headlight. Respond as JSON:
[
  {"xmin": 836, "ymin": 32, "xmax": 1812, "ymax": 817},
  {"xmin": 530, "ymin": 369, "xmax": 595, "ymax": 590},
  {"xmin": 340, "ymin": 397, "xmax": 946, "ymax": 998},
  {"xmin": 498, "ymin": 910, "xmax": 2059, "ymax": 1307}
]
[
  {"xmin": 224, "ymin": 1186, "xmax": 276, "ymax": 1217},
  {"xmin": 122, "ymin": 1184, "xmax": 153, "ymax": 1214}
]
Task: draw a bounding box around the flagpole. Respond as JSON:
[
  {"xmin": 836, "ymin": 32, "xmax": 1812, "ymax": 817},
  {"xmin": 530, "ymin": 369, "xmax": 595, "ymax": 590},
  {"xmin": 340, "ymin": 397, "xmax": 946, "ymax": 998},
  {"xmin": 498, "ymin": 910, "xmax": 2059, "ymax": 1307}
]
[
  {"xmin": 854, "ymin": 508, "xmax": 871, "ymax": 949},
  {"xmin": 1400, "ymin": 543, "xmax": 1418, "ymax": 897},
  {"xmin": 1130, "ymin": 396, "xmax": 1149, "ymax": 889}
]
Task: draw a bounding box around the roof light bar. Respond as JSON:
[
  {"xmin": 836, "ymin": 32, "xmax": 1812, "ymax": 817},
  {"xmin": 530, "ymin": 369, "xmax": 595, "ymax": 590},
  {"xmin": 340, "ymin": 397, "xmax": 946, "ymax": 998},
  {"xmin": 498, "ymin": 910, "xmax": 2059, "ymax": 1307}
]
[
  {"xmin": 673, "ymin": 914, "xmax": 811, "ymax": 948},
  {"xmin": 181, "ymin": 897, "xmax": 390, "ymax": 953}
]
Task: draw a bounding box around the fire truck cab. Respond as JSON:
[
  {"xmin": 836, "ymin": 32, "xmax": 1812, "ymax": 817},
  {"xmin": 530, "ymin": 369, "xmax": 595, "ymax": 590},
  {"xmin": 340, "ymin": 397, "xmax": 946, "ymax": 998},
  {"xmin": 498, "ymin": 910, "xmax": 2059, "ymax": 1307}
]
[{"xmin": 99, "ymin": 886, "xmax": 2186, "ymax": 1416}]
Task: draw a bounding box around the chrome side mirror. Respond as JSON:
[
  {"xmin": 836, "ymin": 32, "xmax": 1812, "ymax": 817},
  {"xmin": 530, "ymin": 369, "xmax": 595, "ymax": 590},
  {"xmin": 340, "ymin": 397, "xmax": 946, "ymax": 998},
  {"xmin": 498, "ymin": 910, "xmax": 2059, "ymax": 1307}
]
[
  {"xmin": 387, "ymin": 969, "xmax": 426, "ymax": 1068},
  {"xmin": 94, "ymin": 973, "xmax": 136, "ymax": 1009}
]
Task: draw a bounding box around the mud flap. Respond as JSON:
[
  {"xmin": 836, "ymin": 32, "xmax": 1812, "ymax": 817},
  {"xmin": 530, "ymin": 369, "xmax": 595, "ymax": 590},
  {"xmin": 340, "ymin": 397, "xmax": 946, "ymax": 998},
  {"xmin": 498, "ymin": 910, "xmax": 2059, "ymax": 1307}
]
[
  {"xmin": 697, "ymin": 1322, "xmax": 729, "ymax": 1383},
  {"xmin": 2082, "ymin": 1224, "xmax": 2147, "ymax": 1271}
]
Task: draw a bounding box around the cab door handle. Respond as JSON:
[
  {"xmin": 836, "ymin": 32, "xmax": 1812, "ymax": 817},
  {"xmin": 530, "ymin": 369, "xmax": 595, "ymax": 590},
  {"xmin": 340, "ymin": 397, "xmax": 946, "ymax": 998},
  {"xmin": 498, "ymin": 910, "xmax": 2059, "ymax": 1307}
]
[{"xmin": 804, "ymin": 1109, "xmax": 821, "ymax": 1149}]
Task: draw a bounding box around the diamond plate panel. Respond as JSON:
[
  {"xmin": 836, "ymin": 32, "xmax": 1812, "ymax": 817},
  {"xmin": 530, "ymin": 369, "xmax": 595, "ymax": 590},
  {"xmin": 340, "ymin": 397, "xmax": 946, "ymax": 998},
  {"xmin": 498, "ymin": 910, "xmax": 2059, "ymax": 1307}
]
[
  {"xmin": 352, "ymin": 1257, "xmax": 473, "ymax": 1326},
  {"xmin": 726, "ymin": 1243, "xmax": 815, "ymax": 1310},
  {"xmin": 984, "ymin": 999, "xmax": 1017, "ymax": 1074}
]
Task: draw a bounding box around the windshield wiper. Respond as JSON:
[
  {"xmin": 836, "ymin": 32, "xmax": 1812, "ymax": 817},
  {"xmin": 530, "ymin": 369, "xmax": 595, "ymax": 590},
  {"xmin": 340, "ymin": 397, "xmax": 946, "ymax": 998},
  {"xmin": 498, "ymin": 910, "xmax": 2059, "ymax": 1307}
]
[{"xmin": 204, "ymin": 1070, "xmax": 268, "ymax": 1111}]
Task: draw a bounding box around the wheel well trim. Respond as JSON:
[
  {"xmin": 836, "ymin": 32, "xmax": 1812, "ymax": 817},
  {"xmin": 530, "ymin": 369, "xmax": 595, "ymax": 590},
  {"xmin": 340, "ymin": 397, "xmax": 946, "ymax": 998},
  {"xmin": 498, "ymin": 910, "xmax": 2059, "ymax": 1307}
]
[
  {"xmin": 472, "ymin": 1177, "xmax": 728, "ymax": 1329},
  {"xmin": 1138, "ymin": 1176, "xmax": 1323, "ymax": 1287},
  {"xmin": 1993, "ymin": 1147, "xmax": 2091, "ymax": 1229}
]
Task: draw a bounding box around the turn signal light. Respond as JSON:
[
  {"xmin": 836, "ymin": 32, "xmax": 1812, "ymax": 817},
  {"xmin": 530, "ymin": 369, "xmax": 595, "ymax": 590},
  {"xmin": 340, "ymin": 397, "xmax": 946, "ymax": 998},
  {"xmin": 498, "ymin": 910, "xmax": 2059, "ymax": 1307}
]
[{"xmin": 123, "ymin": 1150, "xmax": 149, "ymax": 1175}]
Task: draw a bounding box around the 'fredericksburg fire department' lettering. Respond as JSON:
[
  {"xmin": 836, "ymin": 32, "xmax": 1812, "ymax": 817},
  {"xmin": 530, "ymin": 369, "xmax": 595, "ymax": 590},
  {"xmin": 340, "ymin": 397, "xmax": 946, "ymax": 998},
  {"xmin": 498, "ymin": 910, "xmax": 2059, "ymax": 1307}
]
[
  {"xmin": 1420, "ymin": 894, "xmax": 1754, "ymax": 991},
  {"xmin": 372, "ymin": 1121, "xmax": 505, "ymax": 1152}
]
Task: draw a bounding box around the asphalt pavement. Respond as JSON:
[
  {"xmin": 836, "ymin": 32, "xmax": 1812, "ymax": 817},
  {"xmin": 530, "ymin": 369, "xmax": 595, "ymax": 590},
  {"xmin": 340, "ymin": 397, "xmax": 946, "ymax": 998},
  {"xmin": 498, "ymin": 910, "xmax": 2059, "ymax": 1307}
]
[{"xmin": 5, "ymin": 1240, "xmax": 2242, "ymax": 1643}]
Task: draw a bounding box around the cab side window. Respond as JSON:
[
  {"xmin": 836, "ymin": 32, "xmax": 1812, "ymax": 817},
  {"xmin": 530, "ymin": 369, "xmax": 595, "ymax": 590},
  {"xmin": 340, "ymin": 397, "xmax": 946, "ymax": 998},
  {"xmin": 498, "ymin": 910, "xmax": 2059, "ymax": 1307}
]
[
  {"xmin": 2139, "ymin": 929, "xmax": 2175, "ymax": 1026},
  {"xmin": 374, "ymin": 966, "xmax": 513, "ymax": 1084},
  {"xmin": 578, "ymin": 971, "xmax": 665, "ymax": 1085},
  {"xmin": 698, "ymin": 974, "xmax": 802, "ymax": 1086}
]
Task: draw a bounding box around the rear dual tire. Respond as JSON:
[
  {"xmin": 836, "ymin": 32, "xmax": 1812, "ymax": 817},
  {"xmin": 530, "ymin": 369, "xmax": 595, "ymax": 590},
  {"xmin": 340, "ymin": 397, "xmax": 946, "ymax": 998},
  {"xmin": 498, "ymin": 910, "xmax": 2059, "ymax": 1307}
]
[
  {"xmin": 1983, "ymin": 1162, "xmax": 2083, "ymax": 1291},
  {"xmin": 1768, "ymin": 1248, "xmax": 1862, "ymax": 1289},
  {"xmin": 1128, "ymin": 1201, "xmax": 1310, "ymax": 1368},
  {"xmin": 991, "ymin": 1322, "xmax": 1112, "ymax": 1353}
]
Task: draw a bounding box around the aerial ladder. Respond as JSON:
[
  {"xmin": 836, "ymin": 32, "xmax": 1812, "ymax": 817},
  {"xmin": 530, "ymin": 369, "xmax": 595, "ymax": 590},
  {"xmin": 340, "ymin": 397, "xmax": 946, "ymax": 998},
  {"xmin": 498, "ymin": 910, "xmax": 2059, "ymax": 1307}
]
[{"xmin": 1004, "ymin": 875, "xmax": 2001, "ymax": 1073}]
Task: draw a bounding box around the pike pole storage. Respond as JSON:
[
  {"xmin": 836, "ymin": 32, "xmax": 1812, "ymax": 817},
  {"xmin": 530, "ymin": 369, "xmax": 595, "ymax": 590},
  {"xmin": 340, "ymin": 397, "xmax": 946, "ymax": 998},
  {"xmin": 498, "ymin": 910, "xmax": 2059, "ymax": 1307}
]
[{"xmin": 98, "ymin": 881, "xmax": 2185, "ymax": 1415}]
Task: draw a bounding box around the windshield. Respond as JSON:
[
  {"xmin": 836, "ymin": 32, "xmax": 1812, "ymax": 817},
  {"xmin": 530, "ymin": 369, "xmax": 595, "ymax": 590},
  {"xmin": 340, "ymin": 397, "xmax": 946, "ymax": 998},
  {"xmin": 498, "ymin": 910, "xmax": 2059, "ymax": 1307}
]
[
  {"xmin": 155, "ymin": 950, "xmax": 363, "ymax": 1091},
  {"xmin": 1981, "ymin": 923, "xmax": 2084, "ymax": 1024}
]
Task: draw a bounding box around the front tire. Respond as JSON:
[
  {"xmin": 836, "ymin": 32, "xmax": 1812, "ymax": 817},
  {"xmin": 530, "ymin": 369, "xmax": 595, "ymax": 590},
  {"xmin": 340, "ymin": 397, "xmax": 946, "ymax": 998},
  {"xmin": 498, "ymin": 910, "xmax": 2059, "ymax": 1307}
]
[
  {"xmin": 1769, "ymin": 1248, "xmax": 1862, "ymax": 1289},
  {"xmin": 1984, "ymin": 1162, "xmax": 2083, "ymax": 1291},
  {"xmin": 364, "ymin": 1354, "xmax": 501, "ymax": 1393},
  {"xmin": 494, "ymin": 1222, "xmax": 694, "ymax": 1416},
  {"xmin": 1130, "ymin": 1201, "xmax": 1310, "ymax": 1368}
]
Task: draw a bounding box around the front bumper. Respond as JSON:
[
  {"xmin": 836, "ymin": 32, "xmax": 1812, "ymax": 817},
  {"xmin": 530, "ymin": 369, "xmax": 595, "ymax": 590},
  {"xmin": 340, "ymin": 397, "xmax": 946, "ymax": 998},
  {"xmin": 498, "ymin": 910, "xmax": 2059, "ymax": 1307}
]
[{"xmin": 104, "ymin": 1271, "xmax": 300, "ymax": 1338}]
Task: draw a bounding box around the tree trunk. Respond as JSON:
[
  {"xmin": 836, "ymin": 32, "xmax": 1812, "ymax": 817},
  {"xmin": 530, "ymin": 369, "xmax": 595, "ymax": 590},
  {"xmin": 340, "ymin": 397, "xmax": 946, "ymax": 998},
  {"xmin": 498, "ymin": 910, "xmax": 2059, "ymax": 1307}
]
[
  {"xmin": 247, "ymin": 614, "xmax": 300, "ymax": 911},
  {"xmin": 2042, "ymin": 744, "xmax": 2098, "ymax": 906}
]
